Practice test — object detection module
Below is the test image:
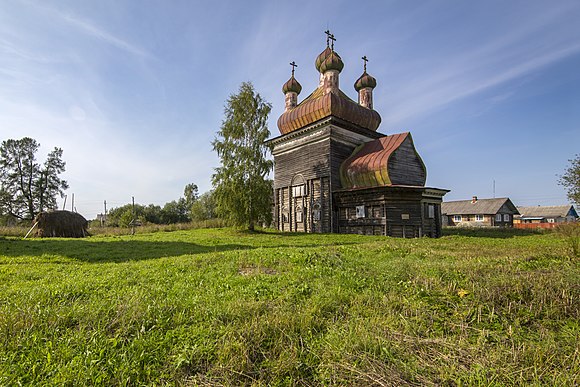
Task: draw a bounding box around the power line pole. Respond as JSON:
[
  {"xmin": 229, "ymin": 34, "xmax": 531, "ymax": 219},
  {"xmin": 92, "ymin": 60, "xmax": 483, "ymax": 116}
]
[
  {"xmin": 104, "ymin": 200, "xmax": 107, "ymax": 227},
  {"xmin": 131, "ymin": 196, "xmax": 135, "ymax": 235},
  {"xmin": 71, "ymin": 193, "xmax": 75, "ymax": 212}
]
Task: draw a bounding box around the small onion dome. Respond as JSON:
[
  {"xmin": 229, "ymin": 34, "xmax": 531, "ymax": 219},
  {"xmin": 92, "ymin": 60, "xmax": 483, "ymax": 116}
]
[
  {"xmin": 315, "ymin": 46, "xmax": 333, "ymax": 72},
  {"xmin": 354, "ymin": 71, "xmax": 377, "ymax": 91},
  {"xmin": 282, "ymin": 76, "xmax": 302, "ymax": 94},
  {"xmin": 319, "ymin": 50, "xmax": 344, "ymax": 73}
]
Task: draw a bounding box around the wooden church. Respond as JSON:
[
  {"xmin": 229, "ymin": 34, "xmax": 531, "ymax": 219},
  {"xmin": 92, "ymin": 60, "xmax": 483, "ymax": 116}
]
[{"xmin": 267, "ymin": 33, "xmax": 448, "ymax": 238}]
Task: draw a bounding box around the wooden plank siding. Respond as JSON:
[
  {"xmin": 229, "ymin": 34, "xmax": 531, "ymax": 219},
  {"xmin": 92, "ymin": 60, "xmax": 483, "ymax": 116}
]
[
  {"xmin": 388, "ymin": 137, "xmax": 426, "ymax": 186},
  {"xmin": 334, "ymin": 187, "xmax": 444, "ymax": 238},
  {"xmin": 270, "ymin": 120, "xmax": 447, "ymax": 237}
]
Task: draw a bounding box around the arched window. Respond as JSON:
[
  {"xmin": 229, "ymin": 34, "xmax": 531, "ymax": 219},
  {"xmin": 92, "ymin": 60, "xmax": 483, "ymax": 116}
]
[
  {"xmin": 291, "ymin": 174, "xmax": 307, "ymax": 197},
  {"xmin": 296, "ymin": 205, "xmax": 303, "ymax": 223}
]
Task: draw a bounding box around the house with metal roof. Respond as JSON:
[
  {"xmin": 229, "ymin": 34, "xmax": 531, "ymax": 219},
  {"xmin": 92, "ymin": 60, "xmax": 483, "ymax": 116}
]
[
  {"xmin": 515, "ymin": 205, "xmax": 578, "ymax": 224},
  {"xmin": 441, "ymin": 197, "xmax": 519, "ymax": 227},
  {"xmin": 267, "ymin": 32, "xmax": 448, "ymax": 238}
]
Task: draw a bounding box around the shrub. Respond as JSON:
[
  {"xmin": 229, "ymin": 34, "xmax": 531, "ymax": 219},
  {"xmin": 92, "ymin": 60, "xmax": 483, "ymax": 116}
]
[{"xmin": 555, "ymin": 222, "xmax": 580, "ymax": 258}]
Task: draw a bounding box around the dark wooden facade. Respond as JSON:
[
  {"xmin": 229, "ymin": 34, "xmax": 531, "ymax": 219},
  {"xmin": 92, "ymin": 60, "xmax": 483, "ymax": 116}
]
[
  {"xmin": 270, "ymin": 40, "xmax": 448, "ymax": 237},
  {"xmin": 269, "ymin": 117, "xmax": 448, "ymax": 237},
  {"xmin": 334, "ymin": 186, "xmax": 447, "ymax": 237},
  {"xmin": 270, "ymin": 117, "xmax": 383, "ymax": 233}
]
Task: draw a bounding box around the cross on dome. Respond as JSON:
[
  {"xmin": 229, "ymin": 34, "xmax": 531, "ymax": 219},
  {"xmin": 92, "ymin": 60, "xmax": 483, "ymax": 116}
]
[
  {"xmin": 289, "ymin": 61, "xmax": 297, "ymax": 77},
  {"xmin": 324, "ymin": 30, "xmax": 336, "ymax": 50}
]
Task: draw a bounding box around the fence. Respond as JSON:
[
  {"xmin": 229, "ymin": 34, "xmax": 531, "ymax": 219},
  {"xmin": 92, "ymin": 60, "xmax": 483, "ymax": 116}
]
[{"xmin": 514, "ymin": 223, "xmax": 558, "ymax": 230}]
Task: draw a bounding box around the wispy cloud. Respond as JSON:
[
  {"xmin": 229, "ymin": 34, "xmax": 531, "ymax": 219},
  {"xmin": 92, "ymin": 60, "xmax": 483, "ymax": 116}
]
[
  {"xmin": 379, "ymin": 4, "xmax": 580, "ymax": 127},
  {"xmin": 23, "ymin": 1, "xmax": 151, "ymax": 59},
  {"xmin": 57, "ymin": 12, "xmax": 151, "ymax": 58}
]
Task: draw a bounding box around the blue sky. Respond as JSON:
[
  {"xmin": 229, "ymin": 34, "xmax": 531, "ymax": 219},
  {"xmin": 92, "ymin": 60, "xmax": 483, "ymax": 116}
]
[{"xmin": 1, "ymin": 0, "xmax": 579, "ymax": 219}]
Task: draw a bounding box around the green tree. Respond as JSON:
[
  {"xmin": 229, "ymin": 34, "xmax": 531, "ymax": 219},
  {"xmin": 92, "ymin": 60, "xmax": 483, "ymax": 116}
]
[
  {"xmin": 559, "ymin": 155, "xmax": 580, "ymax": 205},
  {"xmin": 211, "ymin": 82, "xmax": 273, "ymax": 231},
  {"xmin": 0, "ymin": 137, "xmax": 68, "ymax": 220},
  {"xmin": 183, "ymin": 183, "xmax": 199, "ymax": 208},
  {"xmin": 190, "ymin": 190, "xmax": 217, "ymax": 221}
]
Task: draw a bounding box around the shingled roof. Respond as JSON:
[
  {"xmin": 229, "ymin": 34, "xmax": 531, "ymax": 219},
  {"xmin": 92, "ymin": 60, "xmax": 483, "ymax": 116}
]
[
  {"xmin": 517, "ymin": 205, "xmax": 578, "ymax": 219},
  {"xmin": 441, "ymin": 198, "xmax": 519, "ymax": 215}
]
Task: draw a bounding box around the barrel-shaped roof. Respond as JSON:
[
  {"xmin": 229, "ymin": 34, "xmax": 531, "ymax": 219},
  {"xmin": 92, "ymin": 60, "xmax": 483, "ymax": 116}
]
[
  {"xmin": 340, "ymin": 132, "xmax": 426, "ymax": 189},
  {"xmin": 277, "ymin": 87, "xmax": 381, "ymax": 135}
]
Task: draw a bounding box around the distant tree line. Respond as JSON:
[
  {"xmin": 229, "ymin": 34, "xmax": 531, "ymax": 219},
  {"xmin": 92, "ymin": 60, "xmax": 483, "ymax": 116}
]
[{"xmin": 105, "ymin": 184, "xmax": 217, "ymax": 227}]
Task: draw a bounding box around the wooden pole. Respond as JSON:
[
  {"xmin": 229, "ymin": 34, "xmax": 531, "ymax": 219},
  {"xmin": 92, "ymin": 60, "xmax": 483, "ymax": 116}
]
[
  {"xmin": 103, "ymin": 200, "xmax": 107, "ymax": 227},
  {"xmin": 131, "ymin": 196, "xmax": 135, "ymax": 235},
  {"xmin": 24, "ymin": 221, "xmax": 39, "ymax": 239}
]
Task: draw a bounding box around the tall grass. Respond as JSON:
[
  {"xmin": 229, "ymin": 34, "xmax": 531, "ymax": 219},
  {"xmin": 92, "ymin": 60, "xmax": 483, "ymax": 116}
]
[{"xmin": 0, "ymin": 228, "xmax": 577, "ymax": 385}]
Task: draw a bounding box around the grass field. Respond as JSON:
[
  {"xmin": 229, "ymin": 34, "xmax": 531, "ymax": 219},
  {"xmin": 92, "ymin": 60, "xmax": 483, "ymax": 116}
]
[{"xmin": 0, "ymin": 228, "xmax": 578, "ymax": 385}]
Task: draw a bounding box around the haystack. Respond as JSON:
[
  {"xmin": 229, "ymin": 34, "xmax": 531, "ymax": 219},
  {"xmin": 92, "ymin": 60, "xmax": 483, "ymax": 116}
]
[{"xmin": 33, "ymin": 210, "xmax": 88, "ymax": 238}]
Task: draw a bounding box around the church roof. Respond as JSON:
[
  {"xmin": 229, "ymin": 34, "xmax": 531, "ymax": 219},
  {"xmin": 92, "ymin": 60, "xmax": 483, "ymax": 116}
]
[
  {"xmin": 282, "ymin": 75, "xmax": 302, "ymax": 94},
  {"xmin": 277, "ymin": 86, "xmax": 381, "ymax": 135},
  {"xmin": 340, "ymin": 132, "xmax": 426, "ymax": 189},
  {"xmin": 354, "ymin": 71, "xmax": 376, "ymax": 91}
]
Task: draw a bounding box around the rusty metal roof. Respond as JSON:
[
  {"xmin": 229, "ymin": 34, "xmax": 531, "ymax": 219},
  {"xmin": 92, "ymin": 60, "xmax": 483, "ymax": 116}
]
[
  {"xmin": 340, "ymin": 132, "xmax": 427, "ymax": 189},
  {"xmin": 277, "ymin": 86, "xmax": 381, "ymax": 135}
]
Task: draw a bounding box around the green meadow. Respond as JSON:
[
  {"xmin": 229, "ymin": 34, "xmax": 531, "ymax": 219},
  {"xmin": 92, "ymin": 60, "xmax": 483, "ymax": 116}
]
[{"xmin": 0, "ymin": 228, "xmax": 578, "ymax": 385}]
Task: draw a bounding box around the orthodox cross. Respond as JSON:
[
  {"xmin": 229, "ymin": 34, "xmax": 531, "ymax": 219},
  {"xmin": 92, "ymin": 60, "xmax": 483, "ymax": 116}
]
[
  {"xmin": 324, "ymin": 30, "xmax": 336, "ymax": 50},
  {"xmin": 362, "ymin": 56, "xmax": 368, "ymax": 72},
  {"xmin": 289, "ymin": 61, "xmax": 297, "ymax": 77}
]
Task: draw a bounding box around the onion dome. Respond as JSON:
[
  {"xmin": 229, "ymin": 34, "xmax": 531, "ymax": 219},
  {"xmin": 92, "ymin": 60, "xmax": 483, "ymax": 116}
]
[
  {"xmin": 318, "ymin": 50, "xmax": 344, "ymax": 73},
  {"xmin": 282, "ymin": 76, "xmax": 302, "ymax": 94},
  {"xmin": 315, "ymin": 46, "xmax": 333, "ymax": 72},
  {"xmin": 354, "ymin": 71, "xmax": 377, "ymax": 91}
]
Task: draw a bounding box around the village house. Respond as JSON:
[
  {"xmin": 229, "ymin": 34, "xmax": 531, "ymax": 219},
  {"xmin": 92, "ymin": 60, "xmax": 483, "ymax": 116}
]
[
  {"xmin": 441, "ymin": 197, "xmax": 519, "ymax": 227},
  {"xmin": 267, "ymin": 32, "xmax": 448, "ymax": 238},
  {"xmin": 515, "ymin": 205, "xmax": 578, "ymax": 224}
]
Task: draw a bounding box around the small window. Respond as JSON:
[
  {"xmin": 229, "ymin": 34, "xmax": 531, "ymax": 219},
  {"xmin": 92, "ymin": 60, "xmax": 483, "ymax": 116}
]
[
  {"xmin": 547, "ymin": 218, "xmax": 555, "ymax": 223},
  {"xmin": 453, "ymin": 215, "xmax": 462, "ymax": 222},
  {"xmin": 292, "ymin": 184, "xmax": 306, "ymax": 197},
  {"xmin": 312, "ymin": 203, "xmax": 321, "ymax": 221},
  {"xmin": 356, "ymin": 205, "xmax": 365, "ymax": 218},
  {"xmin": 475, "ymin": 215, "xmax": 484, "ymax": 221},
  {"xmin": 295, "ymin": 207, "xmax": 303, "ymax": 223},
  {"xmin": 495, "ymin": 214, "xmax": 502, "ymax": 222},
  {"xmin": 296, "ymin": 209, "xmax": 303, "ymax": 223},
  {"xmin": 503, "ymin": 214, "xmax": 510, "ymax": 222},
  {"xmin": 428, "ymin": 204, "xmax": 435, "ymax": 219}
]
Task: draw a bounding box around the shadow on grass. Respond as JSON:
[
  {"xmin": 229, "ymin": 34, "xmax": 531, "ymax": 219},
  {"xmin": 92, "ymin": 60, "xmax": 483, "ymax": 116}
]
[
  {"xmin": 0, "ymin": 235, "xmax": 357, "ymax": 263},
  {"xmin": 442, "ymin": 227, "xmax": 545, "ymax": 239},
  {"xmin": 0, "ymin": 239, "xmax": 257, "ymax": 263}
]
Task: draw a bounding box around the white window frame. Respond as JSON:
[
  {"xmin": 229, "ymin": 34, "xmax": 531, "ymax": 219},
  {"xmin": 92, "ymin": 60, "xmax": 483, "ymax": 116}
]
[
  {"xmin": 503, "ymin": 214, "xmax": 510, "ymax": 222},
  {"xmin": 292, "ymin": 184, "xmax": 306, "ymax": 198},
  {"xmin": 428, "ymin": 204, "xmax": 435, "ymax": 219},
  {"xmin": 475, "ymin": 215, "xmax": 484, "ymax": 221},
  {"xmin": 453, "ymin": 215, "xmax": 462, "ymax": 222},
  {"xmin": 356, "ymin": 205, "xmax": 365, "ymax": 219},
  {"xmin": 495, "ymin": 214, "xmax": 502, "ymax": 222}
]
